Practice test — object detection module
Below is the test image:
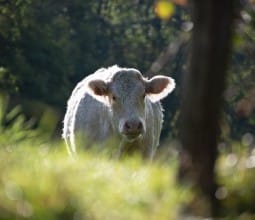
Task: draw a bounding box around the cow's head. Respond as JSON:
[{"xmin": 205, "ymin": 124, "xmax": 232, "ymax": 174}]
[{"xmin": 88, "ymin": 68, "xmax": 175, "ymax": 141}]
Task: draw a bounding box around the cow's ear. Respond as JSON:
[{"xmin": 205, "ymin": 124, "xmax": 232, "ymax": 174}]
[
  {"xmin": 145, "ymin": 76, "xmax": 175, "ymax": 102},
  {"xmin": 88, "ymin": 80, "xmax": 108, "ymax": 96},
  {"xmin": 88, "ymin": 79, "xmax": 110, "ymax": 104}
]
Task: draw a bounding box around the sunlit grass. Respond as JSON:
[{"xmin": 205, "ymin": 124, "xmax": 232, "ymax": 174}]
[
  {"xmin": 1, "ymin": 138, "xmax": 255, "ymax": 219},
  {"xmin": 0, "ymin": 142, "xmax": 190, "ymax": 220}
]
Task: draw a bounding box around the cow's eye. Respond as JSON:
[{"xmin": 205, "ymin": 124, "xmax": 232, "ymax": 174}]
[{"xmin": 112, "ymin": 95, "xmax": 116, "ymax": 101}]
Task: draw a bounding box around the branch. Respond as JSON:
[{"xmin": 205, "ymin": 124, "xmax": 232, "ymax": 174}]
[{"xmin": 145, "ymin": 33, "xmax": 190, "ymax": 77}]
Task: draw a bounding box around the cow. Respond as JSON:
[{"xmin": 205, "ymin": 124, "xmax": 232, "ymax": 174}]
[{"xmin": 62, "ymin": 65, "xmax": 175, "ymax": 159}]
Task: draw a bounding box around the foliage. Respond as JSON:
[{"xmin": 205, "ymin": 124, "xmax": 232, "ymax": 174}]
[
  {"xmin": 217, "ymin": 146, "xmax": 255, "ymax": 219},
  {"xmin": 0, "ymin": 143, "xmax": 190, "ymax": 220},
  {"xmin": 0, "ymin": 0, "xmax": 185, "ymax": 107},
  {"xmin": 224, "ymin": 1, "xmax": 255, "ymax": 140},
  {"xmin": 0, "ymin": 93, "xmax": 41, "ymax": 146},
  {"xmin": 0, "ymin": 93, "xmax": 58, "ymax": 146}
]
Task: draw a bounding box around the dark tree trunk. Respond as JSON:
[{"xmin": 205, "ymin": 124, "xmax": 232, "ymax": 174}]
[{"xmin": 179, "ymin": 0, "xmax": 235, "ymax": 216}]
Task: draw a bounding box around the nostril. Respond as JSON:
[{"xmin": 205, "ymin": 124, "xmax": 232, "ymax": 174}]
[
  {"xmin": 137, "ymin": 121, "xmax": 143, "ymax": 130},
  {"xmin": 124, "ymin": 122, "xmax": 131, "ymax": 130}
]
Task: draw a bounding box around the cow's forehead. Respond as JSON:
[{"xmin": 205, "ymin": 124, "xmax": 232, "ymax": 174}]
[
  {"xmin": 112, "ymin": 69, "xmax": 143, "ymax": 81},
  {"xmin": 110, "ymin": 70, "xmax": 145, "ymax": 94}
]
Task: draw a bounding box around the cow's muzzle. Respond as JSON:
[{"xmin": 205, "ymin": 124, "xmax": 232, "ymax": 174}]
[{"xmin": 120, "ymin": 119, "xmax": 144, "ymax": 141}]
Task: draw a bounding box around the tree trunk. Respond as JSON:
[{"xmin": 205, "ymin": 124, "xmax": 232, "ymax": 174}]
[{"xmin": 179, "ymin": 0, "xmax": 235, "ymax": 216}]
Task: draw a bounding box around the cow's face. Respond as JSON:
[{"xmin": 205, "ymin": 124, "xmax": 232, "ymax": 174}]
[{"xmin": 88, "ymin": 69, "xmax": 175, "ymax": 141}]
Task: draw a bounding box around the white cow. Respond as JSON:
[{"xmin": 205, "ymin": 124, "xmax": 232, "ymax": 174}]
[{"xmin": 63, "ymin": 65, "xmax": 175, "ymax": 158}]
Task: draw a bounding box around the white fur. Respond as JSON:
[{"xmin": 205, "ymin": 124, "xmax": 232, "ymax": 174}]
[{"xmin": 62, "ymin": 65, "xmax": 175, "ymax": 158}]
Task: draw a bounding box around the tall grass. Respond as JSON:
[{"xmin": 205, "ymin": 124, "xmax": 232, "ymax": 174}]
[{"xmin": 0, "ymin": 143, "xmax": 190, "ymax": 220}]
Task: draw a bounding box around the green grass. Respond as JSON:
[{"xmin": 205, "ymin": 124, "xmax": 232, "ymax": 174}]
[
  {"xmin": 0, "ymin": 143, "xmax": 190, "ymax": 220},
  {"xmin": 2, "ymin": 141, "xmax": 255, "ymax": 220}
]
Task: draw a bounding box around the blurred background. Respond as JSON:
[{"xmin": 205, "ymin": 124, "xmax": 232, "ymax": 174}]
[
  {"xmin": 0, "ymin": 0, "xmax": 255, "ymax": 219},
  {"xmin": 0, "ymin": 0, "xmax": 255, "ymax": 143}
]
